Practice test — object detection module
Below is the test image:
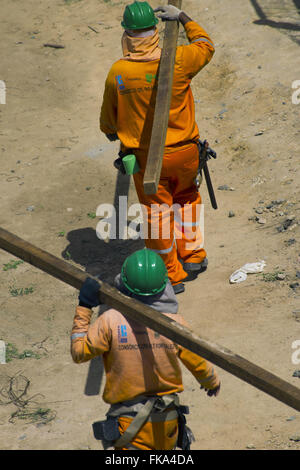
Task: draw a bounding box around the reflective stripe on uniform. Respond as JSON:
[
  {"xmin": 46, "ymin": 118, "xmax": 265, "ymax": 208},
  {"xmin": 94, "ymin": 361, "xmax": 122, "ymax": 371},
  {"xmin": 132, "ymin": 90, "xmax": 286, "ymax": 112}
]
[
  {"xmin": 191, "ymin": 37, "xmax": 214, "ymax": 48},
  {"xmin": 71, "ymin": 332, "xmax": 86, "ymax": 340},
  {"xmin": 174, "ymin": 216, "xmax": 200, "ymax": 228},
  {"xmin": 150, "ymin": 239, "xmax": 175, "ymax": 255}
]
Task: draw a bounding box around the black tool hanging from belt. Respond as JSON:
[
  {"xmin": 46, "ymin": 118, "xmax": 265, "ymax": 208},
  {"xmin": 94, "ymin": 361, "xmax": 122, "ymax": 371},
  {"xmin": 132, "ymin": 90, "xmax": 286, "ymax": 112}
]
[{"xmin": 197, "ymin": 139, "xmax": 218, "ymax": 210}]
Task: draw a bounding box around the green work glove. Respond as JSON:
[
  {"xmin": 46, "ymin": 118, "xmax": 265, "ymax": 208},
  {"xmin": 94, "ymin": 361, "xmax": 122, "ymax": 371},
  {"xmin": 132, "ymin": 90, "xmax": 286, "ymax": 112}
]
[{"xmin": 154, "ymin": 5, "xmax": 182, "ymax": 21}]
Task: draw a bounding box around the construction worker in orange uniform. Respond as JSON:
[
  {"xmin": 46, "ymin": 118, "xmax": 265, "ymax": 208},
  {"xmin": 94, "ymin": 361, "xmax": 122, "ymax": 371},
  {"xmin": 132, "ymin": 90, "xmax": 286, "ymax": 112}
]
[
  {"xmin": 71, "ymin": 249, "xmax": 221, "ymax": 450},
  {"xmin": 100, "ymin": 2, "xmax": 215, "ymax": 294}
]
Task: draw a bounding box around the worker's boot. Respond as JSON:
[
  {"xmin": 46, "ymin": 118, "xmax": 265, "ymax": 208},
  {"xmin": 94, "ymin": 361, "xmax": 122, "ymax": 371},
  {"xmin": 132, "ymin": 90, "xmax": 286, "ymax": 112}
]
[
  {"xmin": 182, "ymin": 257, "xmax": 208, "ymax": 273},
  {"xmin": 172, "ymin": 283, "xmax": 185, "ymax": 295}
]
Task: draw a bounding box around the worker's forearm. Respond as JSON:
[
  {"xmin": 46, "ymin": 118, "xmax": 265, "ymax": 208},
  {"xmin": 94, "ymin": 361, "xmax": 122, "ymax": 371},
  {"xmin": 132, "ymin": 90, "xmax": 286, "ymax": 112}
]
[
  {"xmin": 179, "ymin": 11, "xmax": 193, "ymax": 26},
  {"xmin": 70, "ymin": 306, "xmax": 93, "ymax": 363},
  {"xmin": 71, "ymin": 306, "xmax": 111, "ymax": 363},
  {"xmin": 178, "ymin": 347, "xmax": 220, "ymax": 390},
  {"xmin": 180, "ymin": 13, "xmax": 214, "ymax": 50}
]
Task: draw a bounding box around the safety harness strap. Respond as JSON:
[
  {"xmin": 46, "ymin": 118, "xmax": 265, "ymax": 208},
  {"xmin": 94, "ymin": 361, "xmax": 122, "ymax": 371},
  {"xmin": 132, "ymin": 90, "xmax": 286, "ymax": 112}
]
[
  {"xmin": 111, "ymin": 394, "xmax": 180, "ymax": 449},
  {"xmin": 113, "ymin": 397, "xmax": 157, "ymax": 448}
]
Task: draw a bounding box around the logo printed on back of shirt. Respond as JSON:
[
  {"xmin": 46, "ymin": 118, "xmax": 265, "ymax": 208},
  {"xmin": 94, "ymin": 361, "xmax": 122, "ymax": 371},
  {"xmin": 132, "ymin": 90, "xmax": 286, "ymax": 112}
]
[
  {"xmin": 118, "ymin": 324, "xmax": 128, "ymax": 343},
  {"xmin": 115, "ymin": 75, "xmax": 125, "ymax": 91},
  {"xmin": 145, "ymin": 73, "xmax": 157, "ymax": 84}
]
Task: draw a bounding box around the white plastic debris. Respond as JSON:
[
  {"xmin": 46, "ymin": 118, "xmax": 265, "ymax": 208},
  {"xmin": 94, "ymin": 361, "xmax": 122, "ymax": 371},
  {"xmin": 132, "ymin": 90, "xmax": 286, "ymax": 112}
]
[
  {"xmin": 0, "ymin": 340, "xmax": 6, "ymax": 364},
  {"xmin": 229, "ymin": 260, "xmax": 266, "ymax": 284}
]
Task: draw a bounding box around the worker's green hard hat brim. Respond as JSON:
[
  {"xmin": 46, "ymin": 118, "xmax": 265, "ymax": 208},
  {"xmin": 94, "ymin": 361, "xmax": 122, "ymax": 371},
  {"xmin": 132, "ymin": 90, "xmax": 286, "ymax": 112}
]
[
  {"xmin": 121, "ymin": 249, "xmax": 168, "ymax": 296},
  {"xmin": 121, "ymin": 17, "xmax": 159, "ymax": 30},
  {"xmin": 121, "ymin": 1, "xmax": 159, "ymax": 30}
]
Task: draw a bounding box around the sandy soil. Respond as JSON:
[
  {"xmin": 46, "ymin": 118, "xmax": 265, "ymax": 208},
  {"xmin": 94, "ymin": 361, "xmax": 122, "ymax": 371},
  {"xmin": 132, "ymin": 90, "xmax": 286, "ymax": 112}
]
[{"xmin": 0, "ymin": 0, "xmax": 299, "ymax": 450}]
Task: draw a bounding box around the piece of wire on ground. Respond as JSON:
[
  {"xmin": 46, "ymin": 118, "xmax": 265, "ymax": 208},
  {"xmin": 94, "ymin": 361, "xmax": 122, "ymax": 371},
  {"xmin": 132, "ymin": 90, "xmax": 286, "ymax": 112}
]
[{"xmin": 0, "ymin": 372, "xmax": 56, "ymax": 424}]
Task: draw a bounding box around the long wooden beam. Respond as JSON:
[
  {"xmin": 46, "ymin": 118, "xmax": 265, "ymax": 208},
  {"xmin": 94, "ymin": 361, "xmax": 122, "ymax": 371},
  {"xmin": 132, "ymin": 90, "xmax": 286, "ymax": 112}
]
[
  {"xmin": 0, "ymin": 226, "xmax": 299, "ymax": 412},
  {"xmin": 143, "ymin": 0, "xmax": 182, "ymax": 195}
]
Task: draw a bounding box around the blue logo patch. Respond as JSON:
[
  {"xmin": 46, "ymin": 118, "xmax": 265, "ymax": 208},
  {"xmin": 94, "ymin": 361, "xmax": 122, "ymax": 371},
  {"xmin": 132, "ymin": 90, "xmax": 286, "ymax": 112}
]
[
  {"xmin": 118, "ymin": 324, "xmax": 128, "ymax": 343},
  {"xmin": 115, "ymin": 75, "xmax": 125, "ymax": 91}
]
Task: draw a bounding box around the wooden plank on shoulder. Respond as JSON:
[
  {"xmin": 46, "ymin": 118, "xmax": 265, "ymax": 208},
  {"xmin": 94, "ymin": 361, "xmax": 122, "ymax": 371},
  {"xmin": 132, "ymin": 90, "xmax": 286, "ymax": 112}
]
[
  {"xmin": 0, "ymin": 226, "xmax": 300, "ymax": 412},
  {"xmin": 143, "ymin": 0, "xmax": 182, "ymax": 195}
]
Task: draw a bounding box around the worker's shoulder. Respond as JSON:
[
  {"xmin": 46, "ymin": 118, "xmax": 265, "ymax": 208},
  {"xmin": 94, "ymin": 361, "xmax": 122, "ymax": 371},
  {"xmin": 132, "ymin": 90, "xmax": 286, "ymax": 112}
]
[
  {"xmin": 107, "ymin": 59, "xmax": 158, "ymax": 78},
  {"xmin": 107, "ymin": 59, "xmax": 144, "ymax": 74},
  {"xmin": 106, "ymin": 60, "xmax": 126, "ymax": 77},
  {"xmin": 100, "ymin": 307, "xmax": 127, "ymax": 324}
]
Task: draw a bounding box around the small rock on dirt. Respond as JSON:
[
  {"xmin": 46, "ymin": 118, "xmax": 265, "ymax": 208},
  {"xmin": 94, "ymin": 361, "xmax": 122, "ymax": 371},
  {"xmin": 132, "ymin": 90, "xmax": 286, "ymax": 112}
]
[
  {"xmin": 246, "ymin": 444, "xmax": 256, "ymax": 449},
  {"xmin": 292, "ymin": 310, "xmax": 300, "ymax": 322},
  {"xmin": 217, "ymin": 184, "xmax": 235, "ymax": 191},
  {"xmin": 255, "ymin": 208, "xmax": 264, "ymax": 214},
  {"xmin": 277, "ymin": 218, "xmax": 296, "ymax": 232},
  {"xmin": 286, "ymin": 416, "xmax": 296, "ymax": 422},
  {"xmin": 274, "ymin": 199, "xmax": 285, "ymax": 205},
  {"xmin": 289, "ymin": 435, "xmax": 300, "ymax": 442},
  {"xmin": 285, "ymin": 239, "xmax": 296, "ymax": 246}
]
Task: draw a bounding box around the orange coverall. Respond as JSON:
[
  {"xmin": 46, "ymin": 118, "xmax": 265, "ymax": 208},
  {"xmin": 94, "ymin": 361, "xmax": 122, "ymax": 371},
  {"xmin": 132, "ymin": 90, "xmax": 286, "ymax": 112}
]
[
  {"xmin": 71, "ymin": 305, "xmax": 220, "ymax": 450},
  {"xmin": 100, "ymin": 21, "xmax": 215, "ymax": 285}
]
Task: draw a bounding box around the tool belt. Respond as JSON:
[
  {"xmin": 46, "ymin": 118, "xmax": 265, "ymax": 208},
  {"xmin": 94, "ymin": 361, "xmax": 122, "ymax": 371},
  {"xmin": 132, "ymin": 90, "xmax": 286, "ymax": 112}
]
[{"xmin": 92, "ymin": 393, "xmax": 194, "ymax": 450}]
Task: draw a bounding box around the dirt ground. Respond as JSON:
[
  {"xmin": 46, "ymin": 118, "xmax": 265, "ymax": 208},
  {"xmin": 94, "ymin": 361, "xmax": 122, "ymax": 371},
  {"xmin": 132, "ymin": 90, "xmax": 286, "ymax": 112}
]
[{"xmin": 0, "ymin": 0, "xmax": 299, "ymax": 451}]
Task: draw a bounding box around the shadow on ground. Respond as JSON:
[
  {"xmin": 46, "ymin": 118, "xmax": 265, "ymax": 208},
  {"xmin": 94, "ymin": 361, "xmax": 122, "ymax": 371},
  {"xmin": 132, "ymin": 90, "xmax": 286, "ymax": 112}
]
[
  {"xmin": 250, "ymin": 0, "xmax": 300, "ymax": 44},
  {"xmin": 62, "ymin": 171, "xmax": 144, "ymax": 283},
  {"xmin": 62, "ymin": 227, "xmax": 144, "ymax": 283},
  {"xmin": 65, "ymin": 172, "xmax": 144, "ymax": 395}
]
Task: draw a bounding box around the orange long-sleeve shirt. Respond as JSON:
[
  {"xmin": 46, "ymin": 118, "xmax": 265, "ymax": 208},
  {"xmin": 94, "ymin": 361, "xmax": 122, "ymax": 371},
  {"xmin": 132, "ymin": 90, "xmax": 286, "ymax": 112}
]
[
  {"xmin": 100, "ymin": 21, "xmax": 214, "ymax": 152},
  {"xmin": 71, "ymin": 306, "xmax": 219, "ymax": 404}
]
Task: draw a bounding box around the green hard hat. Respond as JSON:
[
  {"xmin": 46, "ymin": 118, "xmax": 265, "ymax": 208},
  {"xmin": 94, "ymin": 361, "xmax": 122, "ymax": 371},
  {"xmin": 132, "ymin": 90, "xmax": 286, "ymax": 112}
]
[
  {"xmin": 121, "ymin": 1, "xmax": 159, "ymax": 30},
  {"xmin": 121, "ymin": 249, "xmax": 168, "ymax": 296}
]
